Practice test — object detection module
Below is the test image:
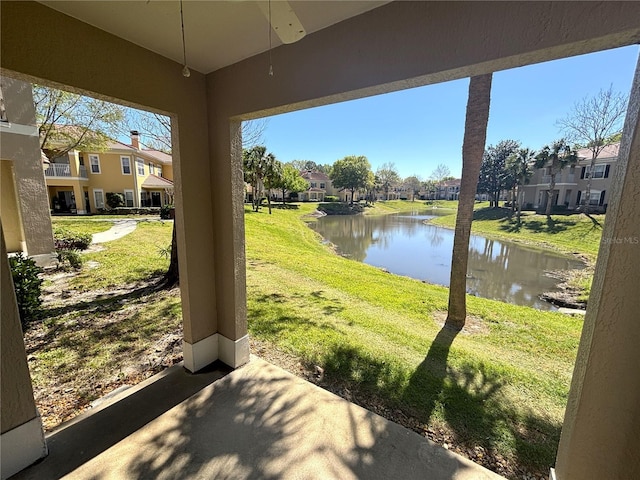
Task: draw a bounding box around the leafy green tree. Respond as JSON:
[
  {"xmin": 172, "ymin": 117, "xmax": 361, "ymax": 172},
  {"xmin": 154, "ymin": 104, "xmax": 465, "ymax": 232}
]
[
  {"xmin": 477, "ymin": 139, "xmax": 520, "ymax": 207},
  {"xmin": 376, "ymin": 162, "xmax": 401, "ymax": 200},
  {"xmin": 243, "ymin": 145, "xmax": 278, "ymax": 213},
  {"xmin": 557, "ymin": 85, "xmax": 628, "ymax": 213},
  {"xmin": 290, "ymin": 160, "xmax": 332, "ymax": 175},
  {"xmin": 506, "ymin": 148, "xmax": 535, "ymax": 223},
  {"xmin": 534, "ymin": 139, "xmax": 578, "ymax": 219},
  {"xmin": 33, "ymin": 85, "xmax": 125, "ymax": 161},
  {"xmin": 446, "ymin": 74, "xmax": 492, "ymax": 330},
  {"xmin": 330, "ymin": 155, "xmax": 372, "ymax": 204},
  {"xmin": 422, "ymin": 179, "xmax": 438, "ymax": 200},
  {"xmin": 404, "ymin": 175, "xmax": 423, "ymax": 201},
  {"xmin": 272, "ymin": 164, "xmax": 309, "ymax": 205},
  {"xmin": 262, "ymin": 155, "xmax": 283, "ymax": 215}
]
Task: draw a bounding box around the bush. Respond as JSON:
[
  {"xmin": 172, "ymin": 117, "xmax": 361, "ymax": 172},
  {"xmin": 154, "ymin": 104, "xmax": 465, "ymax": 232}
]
[
  {"xmin": 96, "ymin": 207, "xmax": 160, "ymax": 215},
  {"xmin": 106, "ymin": 192, "xmax": 125, "ymax": 209},
  {"xmin": 160, "ymin": 205, "xmax": 175, "ymax": 219},
  {"xmin": 324, "ymin": 196, "xmax": 338, "ymax": 203},
  {"xmin": 54, "ymin": 228, "xmax": 92, "ymax": 250},
  {"xmin": 56, "ymin": 249, "xmax": 83, "ymax": 270},
  {"xmin": 8, "ymin": 253, "xmax": 43, "ymax": 329},
  {"xmin": 318, "ymin": 203, "xmax": 365, "ymax": 215}
]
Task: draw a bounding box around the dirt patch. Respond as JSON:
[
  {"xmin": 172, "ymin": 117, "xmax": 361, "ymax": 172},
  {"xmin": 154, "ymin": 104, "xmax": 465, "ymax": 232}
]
[{"xmin": 432, "ymin": 311, "xmax": 490, "ymax": 335}]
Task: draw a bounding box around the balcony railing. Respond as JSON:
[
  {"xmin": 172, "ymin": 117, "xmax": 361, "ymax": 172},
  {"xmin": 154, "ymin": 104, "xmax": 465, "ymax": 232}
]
[{"xmin": 44, "ymin": 163, "xmax": 88, "ymax": 179}]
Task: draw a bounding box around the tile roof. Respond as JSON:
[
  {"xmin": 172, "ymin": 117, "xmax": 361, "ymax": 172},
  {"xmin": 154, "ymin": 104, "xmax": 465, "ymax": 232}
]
[
  {"xmin": 576, "ymin": 142, "xmax": 620, "ymax": 161},
  {"xmin": 301, "ymin": 171, "xmax": 330, "ymax": 181},
  {"xmin": 141, "ymin": 174, "xmax": 174, "ymax": 188}
]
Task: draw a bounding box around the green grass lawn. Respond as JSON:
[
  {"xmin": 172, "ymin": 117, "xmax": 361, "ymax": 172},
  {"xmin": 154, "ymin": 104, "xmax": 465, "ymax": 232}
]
[
  {"xmin": 51, "ymin": 217, "xmax": 115, "ymax": 236},
  {"xmin": 429, "ymin": 207, "xmax": 603, "ymax": 261},
  {"xmin": 245, "ymin": 203, "xmax": 583, "ymax": 477}
]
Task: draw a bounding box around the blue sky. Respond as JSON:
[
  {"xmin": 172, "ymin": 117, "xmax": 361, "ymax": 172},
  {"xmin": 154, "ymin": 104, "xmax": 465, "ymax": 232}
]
[{"xmin": 262, "ymin": 45, "xmax": 639, "ymax": 179}]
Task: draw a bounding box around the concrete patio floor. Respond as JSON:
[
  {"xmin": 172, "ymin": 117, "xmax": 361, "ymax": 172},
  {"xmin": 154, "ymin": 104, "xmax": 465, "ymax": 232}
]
[{"xmin": 13, "ymin": 357, "xmax": 503, "ymax": 479}]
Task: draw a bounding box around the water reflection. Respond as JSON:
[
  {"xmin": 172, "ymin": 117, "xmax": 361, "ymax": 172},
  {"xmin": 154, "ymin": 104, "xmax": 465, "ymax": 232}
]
[{"xmin": 311, "ymin": 210, "xmax": 583, "ymax": 310}]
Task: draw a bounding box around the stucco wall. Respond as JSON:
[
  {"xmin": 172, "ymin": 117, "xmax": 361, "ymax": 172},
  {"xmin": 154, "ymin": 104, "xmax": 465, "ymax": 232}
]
[
  {"xmin": 0, "ymin": 77, "xmax": 54, "ymax": 256},
  {"xmin": 0, "ymin": 227, "xmax": 38, "ymax": 434},
  {"xmin": 0, "ymin": 160, "xmax": 24, "ymax": 251}
]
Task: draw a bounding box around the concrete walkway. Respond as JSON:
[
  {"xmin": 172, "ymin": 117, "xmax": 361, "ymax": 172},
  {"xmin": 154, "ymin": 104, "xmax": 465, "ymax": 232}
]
[
  {"xmin": 13, "ymin": 357, "xmax": 503, "ymax": 480},
  {"xmin": 91, "ymin": 220, "xmax": 138, "ymax": 244}
]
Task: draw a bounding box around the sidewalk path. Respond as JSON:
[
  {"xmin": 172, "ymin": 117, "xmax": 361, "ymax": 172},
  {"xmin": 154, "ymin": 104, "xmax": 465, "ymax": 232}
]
[{"xmin": 92, "ymin": 219, "xmax": 138, "ymax": 244}]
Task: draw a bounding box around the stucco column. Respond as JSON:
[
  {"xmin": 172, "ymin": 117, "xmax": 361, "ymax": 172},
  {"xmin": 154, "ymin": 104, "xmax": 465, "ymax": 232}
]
[
  {"xmin": 553, "ymin": 56, "xmax": 640, "ymax": 480},
  {"xmin": 0, "ymin": 226, "xmax": 48, "ymax": 479}
]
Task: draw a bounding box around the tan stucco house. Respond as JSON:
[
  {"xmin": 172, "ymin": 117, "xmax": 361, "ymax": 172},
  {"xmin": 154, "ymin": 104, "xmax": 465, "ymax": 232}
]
[
  {"xmin": 44, "ymin": 131, "xmax": 174, "ymax": 214},
  {"xmin": 522, "ymin": 143, "xmax": 619, "ymax": 213},
  {"xmin": 1, "ymin": 2, "xmax": 640, "ymax": 479},
  {"xmin": 0, "ymin": 76, "xmax": 55, "ymax": 262}
]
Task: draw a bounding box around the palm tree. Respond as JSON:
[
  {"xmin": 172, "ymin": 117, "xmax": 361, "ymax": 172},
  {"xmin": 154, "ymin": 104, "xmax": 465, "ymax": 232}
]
[
  {"xmin": 445, "ymin": 74, "xmax": 493, "ymax": 330},
  {"xmin": 243, "ymin": 146, "xmax": 278, "ymax": 212},
  {"xmin": 262, "ymin": 154, "xmax": 283, "ymax": 214},
  {"xmin": 506, "ymin": 148, "xmax": 535, "ymax": 224},
  {"xmin": 534, "ymin": 139, "xmax": 578, "ymax": 219}
]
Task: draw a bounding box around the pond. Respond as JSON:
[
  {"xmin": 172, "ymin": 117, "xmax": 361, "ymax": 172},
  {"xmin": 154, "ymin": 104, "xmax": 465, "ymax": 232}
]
[{"xmin": 310, "ymin": 209, "xmax": 584, "ymax": 310}]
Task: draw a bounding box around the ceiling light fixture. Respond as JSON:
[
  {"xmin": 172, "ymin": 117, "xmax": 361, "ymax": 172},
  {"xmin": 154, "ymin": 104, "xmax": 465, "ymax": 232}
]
[{"xmin": 180, "ymin": 0, "xmax": 190, "ymax": 77}]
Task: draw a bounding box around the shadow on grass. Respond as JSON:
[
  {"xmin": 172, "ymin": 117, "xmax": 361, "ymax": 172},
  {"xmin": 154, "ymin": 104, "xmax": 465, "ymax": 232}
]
[
  {"xmin": 470, "ymin": 207, "xmax": 588, "ymax": 236},
  {"xmin": 301, "ymin": 325, "xmax": 561, "ymax": 476}
]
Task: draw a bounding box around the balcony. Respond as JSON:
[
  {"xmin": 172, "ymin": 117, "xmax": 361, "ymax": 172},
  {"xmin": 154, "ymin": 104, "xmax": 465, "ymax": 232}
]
[{"xmin": 44, "ymin": 163, "xmax": 88, "ymax": 179}]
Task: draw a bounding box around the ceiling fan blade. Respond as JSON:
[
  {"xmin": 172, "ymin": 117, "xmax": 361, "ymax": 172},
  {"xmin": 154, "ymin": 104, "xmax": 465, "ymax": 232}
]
[{"xmin": 256, "ymin": 0, "xmax": 306, "ymax": 44}]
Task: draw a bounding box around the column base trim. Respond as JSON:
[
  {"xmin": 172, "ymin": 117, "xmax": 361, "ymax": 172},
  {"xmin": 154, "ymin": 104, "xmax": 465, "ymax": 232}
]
[
  {"xmin": 0, "ymin": 415, "xmax": 47, "ymax": 480},
  {"xmin": 550, "ymin": 467, "xmax": 557, "ymax": 480},
  {"xmin": 183, "ymin": 333, "xmax": 250, "ymax": 372}
]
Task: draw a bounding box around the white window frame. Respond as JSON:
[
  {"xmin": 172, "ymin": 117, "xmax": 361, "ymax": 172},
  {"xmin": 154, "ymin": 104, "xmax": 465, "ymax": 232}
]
[
  {"xmin": 93, "ymin": 189, "xmax": 105, "ymax": 209},
  {"xmin": 149, "ymin": 163, "xmax": 155, "ymax": 175},
  {"xmin": 89, "ymin": 154, "xmax": 101, "ymax": 174},
  {"xmin": 121, "ymin": 156, "xmax": 132, "ymax": 175},
  {"xmin": 157, "ymin": 166, "xmax": 162, "ymax": 178},
  {"xmin": 136, "ymin": 158, "xmax": 145, "ymax": 175},
  {"xmin": 123, "ymin": 189, "xmax": 135, "ymax": 207}
]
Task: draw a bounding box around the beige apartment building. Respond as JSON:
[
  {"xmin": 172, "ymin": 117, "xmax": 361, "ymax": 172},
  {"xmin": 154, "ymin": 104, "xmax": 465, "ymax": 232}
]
[
  {"xmin": 44, "ymin": 131, "xmax": 174, "ymax": 214},
  {"xmin": 522, "ymin": 143, "xmax": 619, "ymax": 213}
]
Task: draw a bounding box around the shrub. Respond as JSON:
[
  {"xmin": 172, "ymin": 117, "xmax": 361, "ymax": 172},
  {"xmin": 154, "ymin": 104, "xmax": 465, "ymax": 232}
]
[
  {"xmin": 8, "ymin": 253, "xmax": 43, "ymax": 329},
  {"xmin": 95, "ymin": 207, "xmax": 160, "ymax": 215},
  {"xmin": 160, "ymin": 205, "xmax": 175, "ymax": 219},
  {"xmin": 54, "ymin": 228, "xmax": 92, "ymax": 250},
  {"xmin": 106, "ymin": 192, "xmax": 125, "ymax": 209},
  {"xmin": 56, "ymin": 249, "xmax": 83, "ymax": 270},
  {"xmin": 324, "ymin": 196, "xmax": 338, "ymax": 203},
  {"xmin": 318, "ymin": 203, "xmax": 365, "ymax": 215}
]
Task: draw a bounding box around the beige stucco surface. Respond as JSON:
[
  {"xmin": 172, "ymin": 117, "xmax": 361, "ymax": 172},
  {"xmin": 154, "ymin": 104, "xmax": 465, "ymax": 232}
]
[
  {"xmin": 555, "ymin": 56, "xmax": 640, "ymax": 480},
  {"xmin": 0, "ymin": 77, "xmax": 54, "ymax": 257},
  {"xmin": 0, "ymin": 160, "xmax": 24, "ymax": 252},
  {"xmin": 0, "ymin": 228, "xmax": 38, "ymax": 434}
]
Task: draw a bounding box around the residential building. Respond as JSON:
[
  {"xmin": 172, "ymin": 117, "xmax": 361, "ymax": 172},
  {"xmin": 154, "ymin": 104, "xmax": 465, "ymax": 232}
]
[
  {"xmin": 437, "ymin": 179, "xmax": 461, "ymax": 200},
  {"xmin": 522, "ymin": 143, "xmax": 618, "ymax": 212},
  {"xmin": 297, "ymin": 170, "xmax": 336, "ymax": 202},
  {"xmin": 44, "ymin": 131, "xmax": 174, "ymax": 214},
  {"xmin": 0, "ymin": 77, "xmax": 54, "ymax": 263}
]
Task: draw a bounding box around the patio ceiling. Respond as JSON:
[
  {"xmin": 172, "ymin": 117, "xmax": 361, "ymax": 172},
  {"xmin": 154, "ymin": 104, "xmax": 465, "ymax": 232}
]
[{"xmin": 39, "ymin": 0, "xmax": 388, "ymax": 74}]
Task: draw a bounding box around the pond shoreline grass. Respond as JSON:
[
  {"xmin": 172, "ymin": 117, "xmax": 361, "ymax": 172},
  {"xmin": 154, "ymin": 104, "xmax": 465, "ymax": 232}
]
[{"xmin": 245, "ymin": 202, "xmax": 584, "ymax": 478}]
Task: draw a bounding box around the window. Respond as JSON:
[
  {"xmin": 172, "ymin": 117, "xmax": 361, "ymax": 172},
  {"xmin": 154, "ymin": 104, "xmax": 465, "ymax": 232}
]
[
  {"xmin": 149, "ymin": 163, "xmax": 155, "ymax": 175},
  {"xmin": 93, "ymin": 189, "xmax": 105, "ymax": 209},
  {"xmin": 320, "ymin": 182, "xmax": 325, "ymax": 189},
  {"xmin": 311, "ymin": 182, "xmax": 317, "ymax": 188},
  {"xmin": 121, "ymin": 156, "xmax": 131, "ymax": 175},
  {"xmin": 157, "ymin": 166, "xmax": 162, "ymax": 178},
  {"xmin": 587, "ymin": 190, "xmax": 602, "ymax": 206},
  {"xmin": 89, "ymin": 155, "xmax": 101, "ymax": 174},
  {"xmin": 124, "ymin": 190, "xmax": 134, "ymax": 207},
  {"xmin": 136, "ymin": 158, "xmax": 145, "ymax": 175},
  {"xmin": 79, "ymin": 156, "xmax": 85, "ymax": 166},
  {"xmin": 586, "ymin": 164, "xmax": 608, "ymax": 179}
]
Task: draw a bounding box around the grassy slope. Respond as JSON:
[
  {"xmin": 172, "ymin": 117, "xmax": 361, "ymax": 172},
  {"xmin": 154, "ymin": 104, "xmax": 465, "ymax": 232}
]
[
  {"xmin": 245, "ymin": 203, "xmax": 582, "ymax": 475},
  {"xmin": 51, "ymin": 217, "xmax": 115, "ymax": 236},
  {"xmin": 429, "ymin": 207, "xmax": 603, "ymax": 261}
]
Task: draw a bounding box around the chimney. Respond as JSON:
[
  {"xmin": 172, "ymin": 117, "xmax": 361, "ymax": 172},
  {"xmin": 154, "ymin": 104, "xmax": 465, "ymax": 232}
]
[{"xmin": 130, "ymin": 130, "xmax": 140, "ymax": 149}]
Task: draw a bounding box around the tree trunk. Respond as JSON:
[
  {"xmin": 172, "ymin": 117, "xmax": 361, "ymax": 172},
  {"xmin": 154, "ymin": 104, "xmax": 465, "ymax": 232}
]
[
  {"xmin": 282, "ymin": 188, "xmax": 286, "ymax": 206},
  {"xmin": 164, "ymin": 220, "xmax": 179, "ymax": 287},
  {"xmin": 583, "ymin": 154, "xmax": 597, "ymax": 214},
  {"xmin": 545, "ymin": 173, "xmax": 556, "ymax": 219},
  {"xmin": 516, "ymin": 184, "xmax": 523, "ymax": 224},
  {"xmin": 266, "ymin": 189, "xmax": 272, "ymax": 214},
  {"xmin": 446, "ymin": 74, "xmax": 492, "ymax": 330}
]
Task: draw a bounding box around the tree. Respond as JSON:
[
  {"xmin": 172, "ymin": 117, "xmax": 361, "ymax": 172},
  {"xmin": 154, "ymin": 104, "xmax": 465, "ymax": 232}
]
[
  {"xmin": 330, "ymin": 155, "xmax": 372, "ymax": 204},
  {"xmin": 404, "ymin": 175, "xmax": 423, "ymax": 201},
  {"xmin": 477, "ymin": 139, "xmax": 520, "ymax": 207},
  {"xmin": 272, "ymin": 164, "xmax": 309, "ymax": 205},
  {"xmin": 376, "ymin": 162, "xmax": 401, "ymax": 200},
  {"xmin": 33, "ymin": 85, "xmax": 125, "ymax": 161},
  {"xmin": 557, "ymin": 85, "xmax": 628, "ymax": 213},
  {"xmin": 446, "ymin": 74, "xmax": 492, "ymax": 331},
  {"xmin": 534, "ymin": 139, "xmax": 578, "ymax": 219},
  {"xmin": 506, "ymin": 148, "xmax": 535, "ymax": 223},
  {"xmin": 422, "ymin": 179, "xmax": 438, "ymax": 200},
  {"xmin": 244, "ymin": 145, "xmax": 273, "ymax": 212},
  {"xmin": 430, "ymin": 163, "xmax": 451, "ymax": 189},
  {"xmin": 262, "ymin": 155, "xmax": 283, "ymax": 215},
  {"xmin": 290, "ymin": 159, "xmax": 332, "ymax": 175}
]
